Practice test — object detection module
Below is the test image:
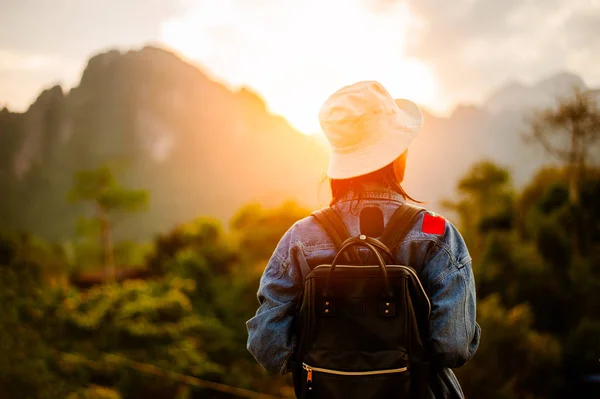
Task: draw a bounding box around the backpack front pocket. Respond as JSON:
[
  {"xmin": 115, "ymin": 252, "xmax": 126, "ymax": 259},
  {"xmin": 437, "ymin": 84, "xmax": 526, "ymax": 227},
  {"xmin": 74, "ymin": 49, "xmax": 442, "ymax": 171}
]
[{"xmin": 302, "ymin": 363, "xmax": 410, "ymax": 399}]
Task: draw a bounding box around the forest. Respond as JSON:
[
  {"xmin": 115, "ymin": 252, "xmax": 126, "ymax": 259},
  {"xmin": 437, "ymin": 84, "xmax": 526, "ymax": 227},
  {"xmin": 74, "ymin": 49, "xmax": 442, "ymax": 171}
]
[{"xmin": 1, "ymin": 90, "xmax": 599, "ymax": 399}]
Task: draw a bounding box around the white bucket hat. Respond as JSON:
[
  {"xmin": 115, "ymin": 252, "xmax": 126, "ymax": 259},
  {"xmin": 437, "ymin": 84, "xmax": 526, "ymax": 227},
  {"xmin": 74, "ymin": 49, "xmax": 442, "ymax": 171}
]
[{"xmin": 319, "ymin": 81, "xmax": 424, "ymax": 179}]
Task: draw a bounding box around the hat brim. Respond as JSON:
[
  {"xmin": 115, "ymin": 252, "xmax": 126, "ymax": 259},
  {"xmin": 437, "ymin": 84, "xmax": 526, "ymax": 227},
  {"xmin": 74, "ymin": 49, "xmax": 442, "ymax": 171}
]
[{"xmin": 327, "ymin": 98, "xmax": 423, "ymax": 179}]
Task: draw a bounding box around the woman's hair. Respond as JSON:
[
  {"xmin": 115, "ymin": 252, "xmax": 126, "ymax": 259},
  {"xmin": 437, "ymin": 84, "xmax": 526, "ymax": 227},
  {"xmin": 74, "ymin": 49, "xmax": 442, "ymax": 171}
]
[{"xmin": 329, "ymin": 158, "xmax": 421, "ymax": 206}]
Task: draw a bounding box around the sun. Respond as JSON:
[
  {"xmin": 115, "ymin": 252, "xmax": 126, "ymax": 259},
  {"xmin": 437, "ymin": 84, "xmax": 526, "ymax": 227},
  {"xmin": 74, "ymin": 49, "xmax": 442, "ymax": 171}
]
[
  {"xmin": 389, "ymin": 59, "xmax": 438, "ymax": 109},
  {"xmin": 264, "ymin": 59, "xmax": 438, "ymax": 135},
  {"xmin": 159, "ymin": 1, "xmax": 439, "ymax": 135}
]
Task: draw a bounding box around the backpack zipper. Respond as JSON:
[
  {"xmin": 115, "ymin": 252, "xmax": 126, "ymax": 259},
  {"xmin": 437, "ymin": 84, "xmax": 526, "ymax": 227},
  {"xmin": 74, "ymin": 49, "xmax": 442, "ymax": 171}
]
[
  {"xmin": 302, "ymin": 363, "xmax": 408, "ymax": 377},
  {"xmin": 302, "ymin": 363, "xmax": 408, "ymax": 393}
]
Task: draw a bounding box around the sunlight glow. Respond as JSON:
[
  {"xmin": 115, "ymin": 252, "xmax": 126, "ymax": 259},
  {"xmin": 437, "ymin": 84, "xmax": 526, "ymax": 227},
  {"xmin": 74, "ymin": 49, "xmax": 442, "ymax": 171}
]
[{"xmin": 160, "ymin": 0, "xmax": 439, "ymax": 134}]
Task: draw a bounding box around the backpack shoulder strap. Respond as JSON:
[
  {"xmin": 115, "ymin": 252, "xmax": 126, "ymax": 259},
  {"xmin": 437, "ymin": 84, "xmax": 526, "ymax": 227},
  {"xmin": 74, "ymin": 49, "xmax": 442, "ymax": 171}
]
[
  {"xmin": 311, "ymin": 207, "xmax": 363, "ymax": 265},
  {"xmin": 379, "ymin": 203, "xmax": 426, "ymax": 253}
]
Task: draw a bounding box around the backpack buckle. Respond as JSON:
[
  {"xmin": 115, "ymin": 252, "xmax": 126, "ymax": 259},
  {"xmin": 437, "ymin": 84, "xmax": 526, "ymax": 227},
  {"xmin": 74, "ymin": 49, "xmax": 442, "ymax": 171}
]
[
  {"xmin": 323, "ymin": 300, "xmax": 336, "ymax": 316},
  {"xmin": 381, "ymin": 300, "xmax": 396, "ymax": 317}
]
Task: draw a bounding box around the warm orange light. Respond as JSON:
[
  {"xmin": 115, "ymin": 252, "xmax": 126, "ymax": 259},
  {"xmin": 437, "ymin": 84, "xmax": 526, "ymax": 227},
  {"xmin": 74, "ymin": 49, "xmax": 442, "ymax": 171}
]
[{"xmin": 160, "ymin": 1, "xmax": 439, "ymax": 135}]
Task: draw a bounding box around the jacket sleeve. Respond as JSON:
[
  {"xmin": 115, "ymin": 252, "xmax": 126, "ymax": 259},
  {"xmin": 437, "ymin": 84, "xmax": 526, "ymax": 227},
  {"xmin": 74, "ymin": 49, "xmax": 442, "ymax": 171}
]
[
  {"xmin": 421, "ymin": 222, "xmax": 481, "ymax": 369},
  {"xmin": 246, "ymin": 227, "xmax": 303, "ymax": 374}
]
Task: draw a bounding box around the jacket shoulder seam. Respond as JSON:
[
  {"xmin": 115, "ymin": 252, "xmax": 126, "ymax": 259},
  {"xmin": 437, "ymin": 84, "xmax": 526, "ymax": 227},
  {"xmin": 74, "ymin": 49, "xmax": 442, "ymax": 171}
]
[{"xmin": 402, "ymin": 235, "xmax": 471, "ymax": 269}]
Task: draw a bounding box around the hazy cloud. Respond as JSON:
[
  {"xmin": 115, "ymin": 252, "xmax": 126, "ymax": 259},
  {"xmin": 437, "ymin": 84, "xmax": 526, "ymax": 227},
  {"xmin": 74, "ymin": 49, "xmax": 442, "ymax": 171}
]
[
  {"xmin": 0, "ymin": 51, "xmax": 62, "ymax": 71},
  {"xmin": 1, "ymin": 0, "xmax": 599, "ymax": 125},
  {"xmin": 158, "ymin": 0, "xmax": 431, "ymax": 132},
  {"xmin": 0, "ymin": 50, "xmax": 80, "ymax": 111},
  {"xmin": 0, "ymin": 0, "xmax": 184, "ymax": 57},
  {"xmin": 0, "ymin": 0, "xmax": 185, "ymax": 111},
  {"xmin": 403, "ymin": 0, "xmax": 600, "ymax": 104}
]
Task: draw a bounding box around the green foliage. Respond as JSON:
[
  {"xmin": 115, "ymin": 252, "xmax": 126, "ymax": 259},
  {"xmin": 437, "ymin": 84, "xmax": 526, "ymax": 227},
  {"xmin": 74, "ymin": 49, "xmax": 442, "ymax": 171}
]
[
  {"xmin": 475, "ymin": 231, "xmax": 543, "ymax": 306},
  {"xmin": 113, "ymin": 240, "xmax": 152, "ymax": 267},
  {"xmin": 444, "ymin": 158, "xmax": 600, "ymax": 397},
  {"xmin": 69, "ymin": 166, "xmax": 149, "ymax": 216},
  {"xmin": 524, "ymin": 88, "xmax": 600, "ymax": 172},
  {"xmin": 2, "ymin": 156, "xmax": 599, "ymax": 398},
  {"xmin": 56, "ymin": 278, "xmax": 224, "ymax": 398},
  {"xmin": 442, "ymin": 160, "xmax": 515, "ymax": 265},
  {"xmin": 146, "ymin": 217, "xmax": 233, "ymax": 275},
  {"xmin": 145, "ymin": 204, "xmax": 303, "ymax": 397},
  {"xmin": 0, "ymin": 234, "xmax": 75, "ymax": 398},
  {"xmin": 566, "ymin": 319, "xmax": 600, "ymax": 371},
  {"xmin": 68, "ymin": 165, "xmax": 150, "ymax": 280},
  {"xmin": 67, "ymin": 386, "xmax": 122, "ymax": 399},
  {"xmin": 457, "ymin": 295, "xmax": 562, "ymax": 399},
  {"xmin": 69, "ymin": 165, "xmax": 149, "ymax": 235},
  {"xmin": 230, "ymin": 201, "xmax": 310, "ymax": 261}
]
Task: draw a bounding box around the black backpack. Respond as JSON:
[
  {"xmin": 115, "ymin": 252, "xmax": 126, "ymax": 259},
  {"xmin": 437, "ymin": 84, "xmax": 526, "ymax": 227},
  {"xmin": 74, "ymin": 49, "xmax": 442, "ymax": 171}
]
[{"xmin": 292, "ymin": 203, "xmax": 432, "ymax": 399}]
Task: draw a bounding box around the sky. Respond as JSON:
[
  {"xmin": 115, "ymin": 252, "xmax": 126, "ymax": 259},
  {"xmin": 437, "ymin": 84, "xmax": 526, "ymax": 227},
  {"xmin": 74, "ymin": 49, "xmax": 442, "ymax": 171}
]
[{"xmin": 1, "ymin": 0, "xmax": 600, "ymax": 133}]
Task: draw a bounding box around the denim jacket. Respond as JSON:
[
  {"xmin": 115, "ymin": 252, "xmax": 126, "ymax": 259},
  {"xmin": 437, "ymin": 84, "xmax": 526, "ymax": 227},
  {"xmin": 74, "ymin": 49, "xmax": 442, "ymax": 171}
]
[{"xmin": 246, "ymin": 187, "xmax": 481, "ymax": 398}]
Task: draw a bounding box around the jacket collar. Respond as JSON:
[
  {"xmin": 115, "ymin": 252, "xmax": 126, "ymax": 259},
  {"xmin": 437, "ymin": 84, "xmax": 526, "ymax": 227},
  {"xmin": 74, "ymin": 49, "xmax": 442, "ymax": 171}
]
[{"xmin": 334, "ymin": 182, "xmax": 407, "ymax": 204}]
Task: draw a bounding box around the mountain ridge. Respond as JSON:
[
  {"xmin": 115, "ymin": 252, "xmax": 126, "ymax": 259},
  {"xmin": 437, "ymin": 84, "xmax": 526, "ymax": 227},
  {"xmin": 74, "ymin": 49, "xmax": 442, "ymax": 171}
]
[
  {"xmin": 0, "ymin": 45, "xmax": 597, "ymax": 240},
  {"xmin": 0, "ymin": 46, "xmax": 329, "ymax": 239},
  {"xmin": 483, "ymin": 71, "xmax": 588, "ymax": 113}
]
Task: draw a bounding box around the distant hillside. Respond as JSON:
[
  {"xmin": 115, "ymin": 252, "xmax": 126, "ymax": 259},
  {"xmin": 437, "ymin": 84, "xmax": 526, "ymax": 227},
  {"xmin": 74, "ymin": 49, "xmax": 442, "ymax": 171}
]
[
  {"xmin": 483, "ymin": 72, "xmax": 586, "ymax": 113},
  {"xmin": 0, "ymin": 46, "xmax": 597, "ymax": 240},
  {"xmin": 403, "ymin": 72, "xmax": 597, "ymax": 210},
  {"xmin": 0, "ymin": 47, "xmax": 329, "ymax": 239}
]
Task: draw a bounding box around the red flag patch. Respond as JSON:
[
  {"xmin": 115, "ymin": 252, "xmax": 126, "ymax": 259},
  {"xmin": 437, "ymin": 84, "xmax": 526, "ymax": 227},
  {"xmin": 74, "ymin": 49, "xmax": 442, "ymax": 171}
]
[{"xmin": 422, "ymin": 213, "xmax": 445, "ymax": 235}]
